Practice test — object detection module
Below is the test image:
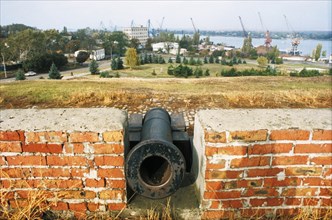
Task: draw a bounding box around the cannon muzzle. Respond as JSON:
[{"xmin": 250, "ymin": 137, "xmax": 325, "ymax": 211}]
[{"xmin": 126, "ymin": 108, "xmax": 193, "ymax": 199}]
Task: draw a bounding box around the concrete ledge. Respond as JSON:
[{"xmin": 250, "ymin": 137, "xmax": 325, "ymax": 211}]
[
  {"xmin": 0, "ymin": 108, "xmax": 127, "ymax": 132},
  {"xmin": 196, "ymin": 109, "xmax": 332, "ymax": 131}
]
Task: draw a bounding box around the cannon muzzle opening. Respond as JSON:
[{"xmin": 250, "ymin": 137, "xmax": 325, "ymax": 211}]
[{"xmin": 126, "ymin": 108, "xmax": 194, "ymax": 199}]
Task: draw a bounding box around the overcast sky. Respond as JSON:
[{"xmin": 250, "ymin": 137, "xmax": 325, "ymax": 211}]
[{"xmin": 1, "ymin": 0, "xmax": 331, "ymax": 32}]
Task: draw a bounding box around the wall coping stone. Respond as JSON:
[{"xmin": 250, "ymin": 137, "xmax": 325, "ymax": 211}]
[
  {"xmin": 0, "ymin": 108, "xmax": 127, "ymax": 132},
  {"xmin": 196, "ymin": 109, "xmax": 332, "ymax": 131}
]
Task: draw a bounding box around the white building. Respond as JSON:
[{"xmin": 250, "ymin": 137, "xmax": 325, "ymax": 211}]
[
  {"xmin": 90, "ymin": 48, "xmax": 105, "ymax": 61},
  {"xmin": 152, "ymin": 42, "xmax": 179, "ymax": 53},
  {"xmin": 123, "ymin": 26, "xmax": 148, "ymax": 45}
]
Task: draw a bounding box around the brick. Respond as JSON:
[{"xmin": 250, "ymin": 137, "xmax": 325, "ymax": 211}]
[
  {"xmin": 276, "ymin": 208, "xmax": 300, "ymax": 216},
  {"xmin": 98, "ymin": 168, "xmax": 124, "ymax": 178},
  {"xmin": 87, "ymin": 203, "xmax": 99, "ymax": 211},
  {"xmin": 205, "ymin": 146, "xmax": 217, "ymax": 156},
  {"xmin": 92, "ymin": 144, "xmax": 124, "ymax": 154},
  {"xmin": 204, "ymin": 190, "xmax": 241, "ymax": 199},
  {"xmin": 100, "ymin": 190, "xmax": 125, "ymax": 200},
  {"xmin": 241, "ymin": 209, "xmax": 274, "ymax": 218},
  {"xmin": 323, "ymin": 168, "xmax": 332, "ymax": 177},
  {"xmin": 0, "ymin": 141, "xmax": 22, "ymax": 152},
  {"xmin": 26, "ymin": 131, "xmax": 67, "ymax": 143},
  {"xmin": 285, "ymin": 167, "xmax": 322, "ymax": 176},
  {"xmin": 103, "ymin": 131, "xmax": 124, "ymax": 142},
  {"xmin": 206, "ymin": 170, "xmax": 242, "ymax": 179},
  {"xmin": 31, "ymin": 168, "xmax": 71, "ymax": 177},
  {"xmin": 320, "ymin": 188, "xmax": 332, "ymax": 197},
  {"xmin": 38, "ymin": 179, "xmax": 83, "ymax": 189},
  {"xmin": 247, "ymin": 168, "xmax": 283, "ymax": 177},
  {"xmin": 9, "ymin": 199, "xmax": 29, "ymax": 208},
  {"xmin": 294, "ymin": 143, "xmax": 331, "ymax": 154},
  {"xmin": 71, "ymin": 168, "xmax": 89, "ymax": 177},
  {"xmin": 217, "ymin": 146, "xmax": 247, "ymax": 155},
  {"xmin": 23, "ymin": 143, "xmax": 62, "ymax": 153},
  {"xmin": 107, "ymin": 203, "xmax": 126, "ymax": 211},
  {"xmin": 204, "ymin": 131, "xmax": 227, "ymax": 143},
  {"xmin": 249, "ymin": 143, "xmax": 293, "ymax": 155},
  {"xmin": 50, "ymin": 202, "xmax": 68, "ymax": 211},
  {"xmin": 2, "ymin": 179, "xmax": 31, "ymax": 188},
  {"xmin": 303, "ymin": 177, "xmax": 331, "ymax": 186},
  {"xmin": 285, "ymin": 198, "xmax": 301, "ymax": 206},
  {"xmin": 243, "ymin": 188, "xmax": 278, "ymax": 197},
  {"xmin": 230, "ymin": 130, "xmax": 267, "ymax": 142},
  {"xmin": 70, "ymin": 132, "xmax": 99, "ymax": 142},
  {"xmin": 237, "ymin": 179, "xmax": 263, "ymax": 188},
  {"xmin": 206, "ymin": 159, "xmax": 226, "ymax": 170},
  {"xmin": 1, "ymin": 168, "xmax": 31, "ymax": 178},
  {"xmin": 230, "ymin": 156, "xmax": 270, "ymax": 168},
  {"xmin": 221, "ymin": 200, "xmax": 243, "ymax": 208},
  {"xmin": 0, "ymin": 131, "xmax": 22, "ymax": 141},
  {"xmin": 59, "ymin": 190, "xmax": 96, "ymax": 199},
  {"xmin": 272, "ymin": 156, "xmax": 308, "ymax": 165},
  {"xmin": 105, "ymin": 179, "xmax": 126, "ymax": 189},
  {"xmin": 313, "ymin": 130, "xmax": 332, "ymax": 140},
  {"xmin": 205, "ymin": 181, "xmax": 223, "ymax": 191},
  {"xmin": 47, "ymin": 156, "xmax": 88, "ymax": 166},
  {"xmin": 303, "ymin": 198, "xmax": 319, "ymax": 206},
  {"xmin": 281, "ymin": 188, "xmax": 317, "ymax": 196},
  {"xmin": 6, "ymin": 156, "xmax": 46, "ymax": 165},
  {"xmin": 86, "ymin": 179, "xmax": 105, "ymax": 187},
  {"xmin": 209, "ymin": 201, "xmax": 220, "ymax": 209},
  {"xmin": 321, "ymin": 198, "xmax": 332, "ymax": 206},
  {"xmin": 69, "ymin": 203, "xmax": 87, "ymax": 211},
  {"xmin": 202, "ymin": 211, "xmax": 234, "ymax": 219},
  {"xmin": 270, "ymin": 130, "xmax": 310, "ymax": 140},
  {"xmin": 94, "ymin": 156, "xmax": 124, "ymax": 166},
  {"xmin": 0, "ymin": 157, "xmax": 5, "ymax": 165},
  {"xmin": 310, "ymin": 156, "xmax": 332, "ymax": 165},
  {"xmin": 250, "ymin": 198, "xmax": 283, "ymax": 207},
  {"xmin": 64, "ymin": 143, "xmax": 84, "ymax": 154},
  {"xmin": 264, "ymin": 178, "xmax": 301, "ymax": 187}
]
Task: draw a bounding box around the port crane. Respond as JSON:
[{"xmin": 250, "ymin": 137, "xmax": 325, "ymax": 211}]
[
  {"xmin": 283, "ymin": 14, "xmax": 301, "ymax": 55},
  {"xmin": 238, "ymin": 16, "xmax": 249, "ymax": 38},
  {"xmin": 238, "ymin": 16, "xmax": 253, "ymax": 49},
  {"xmin": 258, "ymin": 12, "xmax": 272, "ymax": 47},
  {"xmin": 190, "ymin": 18, "xmax": 200, "ymax": 47}
]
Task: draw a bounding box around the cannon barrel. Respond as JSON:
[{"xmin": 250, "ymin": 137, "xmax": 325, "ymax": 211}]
[{"xmin": 126, "ymin": 108, "xmax": 186, "ymax": 199}]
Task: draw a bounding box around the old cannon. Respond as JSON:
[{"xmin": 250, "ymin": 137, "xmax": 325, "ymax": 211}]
[{"xmin": 126, "ymin": 108, "xmax": 195, "ymax": 199}]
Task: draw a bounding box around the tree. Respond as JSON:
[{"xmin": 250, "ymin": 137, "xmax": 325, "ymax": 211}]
[
  {"xmin": 204, "ymin": 56, "xmax": 208, "ymax": 64},
  {"xmin": 111, "ymin": 57, "xmax": 117, "ymax": 70},
  {"xmin": 89, "ymin": 59, "xmax": 99, "ymax": 74},
  {"xmin": 315, "ymin": 43, "xmax": 322, "ymax": 61},
  {"xmin": 125, "ymin": 48, "xmax": 138, "ymax": 70},
  {"xmin": 241, "ymin": 35, "xmax": 253, "ymax": 57},
  {"xmin": 209, "ymin": 56, "xmax": 214, "ymax": 63},
  {"xmin": 48, "ymin": 63, "xmax": 62, "ymax": 79},
  {"xmin": 76, "ymin": 51, "xmax": 89, "ymax": 64},
  {"xmin": 189, "ymin": 57, "xmax": 196, "ymax": 65},
  {"xmin": 322, "ymin": 50, "xmax": 327, "ymax": 57},
  {"xmin": 204, "ymin": 69, "xmax": 210, "ymax": 76},
  {"xmin": 15, "ymin": 69, "xmax": 25, "ymax": 80},
  {"xmin": 175, "ymin": 54, "xmax": 181, "ymax": 63},
  {"xmin": 117, "ymin": 57, "xmax": 124, "ymax": 69},
  {"xmin": 183, "ymin": 57, "xmax": 188, "ymax": 65},
  {"xmin": 168, "ymin": 57, "xmax": 173, "ymax": 63},
  {"xmin": 257, "ymin": 56, "xmax": 268, "ymax": 67}
]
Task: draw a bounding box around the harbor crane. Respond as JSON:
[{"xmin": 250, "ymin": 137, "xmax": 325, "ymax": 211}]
[
  {"xmin": 258, "ymin": 12, "xmax": 272, "ymax": 47},
  {"xmin": 190, "ymin": 17, "xmax": 200, "ymax": 47},
  {"xmin": 283, "ymin": 14, "xmax": 301, "ymax": 55},
  {"xmin": 238, "ymin": 16, "xmax": 249, "ymax": 38}
]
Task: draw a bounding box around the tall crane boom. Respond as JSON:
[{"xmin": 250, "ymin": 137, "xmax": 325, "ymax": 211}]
[
  {"xmin": 238, "ymin": 16, "xmax": 248, "ymax": 38},
  {"xmin": 190, "ymin": 18, "xmax": 197, "ymax": 33},
  {"xmin": 258, "ymin": 12, "xmax": 272, "ymax": 47},
  {"xmin": 258, "ymin": 12, "xmax": 265, "ymax": 31},
  {"xmin": 159, "ymin": 17, "xmax": 165, "ymax": 30},
  {"xmin": 283, "ymin": 14, "xmax": 300, "ymax": 55}
]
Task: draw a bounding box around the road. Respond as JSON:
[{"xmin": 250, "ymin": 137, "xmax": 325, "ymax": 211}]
[{"xmin": 0, "ymin": 60, "xmax": 112, "ymax": 83}]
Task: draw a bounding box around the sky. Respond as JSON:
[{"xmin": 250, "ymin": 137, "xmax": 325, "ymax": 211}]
[{"xmin": 1, "ymin": 0, "xmax": 331, "ymax": 32}]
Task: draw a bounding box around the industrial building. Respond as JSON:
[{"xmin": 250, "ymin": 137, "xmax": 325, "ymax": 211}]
[{"xmin": 123, "ymin": 26, "xmax": 148, "ymax": 46}]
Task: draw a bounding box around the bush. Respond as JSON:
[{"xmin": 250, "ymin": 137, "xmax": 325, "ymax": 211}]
[
  {"xmin": 100, "ymin": 71, "xmax": 112, "ymax": 78},
  {"xmin": 23, "ymin": 53, "xmax": 68, "ymax": 73},
  {"xmin": 275, "ymin": 57, "xmax": 283, "ymax": 65},
  {"xmin": 152, "ymin": 69, "xmax": 157, "ymax": 75},
  {"xmin": 76, "ymin": 51, "xmax": 89, "ymax": 64},
  {"xmin": 297, "ymin": 68, "xmax": 321, "ymax": 77},
  {"xmin": 167, "ymin": 65, "xmax": 174, "ymax": 75},
  {"xmin": 205, "ymin": 69, "xmax": 210, "ymax": 76},
  {"xmin": 221, "ymin": 66, "xmax": 278, "ymax": 77},
  {"xmin": 15, "ymin": 69, "xmax": 26, "ymax": 80}
]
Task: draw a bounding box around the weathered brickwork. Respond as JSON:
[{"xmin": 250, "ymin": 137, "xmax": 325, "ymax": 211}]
[
  {"xmin": 195, "ymin": 109, "xmax": 332, "ymax": 219},
  {"xmin": 0, "ymin": 108, "xmax": 127, "ymax": 219}
]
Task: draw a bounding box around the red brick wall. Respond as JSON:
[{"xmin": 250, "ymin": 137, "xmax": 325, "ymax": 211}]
[
  {"xmin": 201, "ymin": 128, "xmax": 332, "ymax": 219},
  {"xmin": 0, "ymin": 129, "xmax": 126, "ymax": 219}
]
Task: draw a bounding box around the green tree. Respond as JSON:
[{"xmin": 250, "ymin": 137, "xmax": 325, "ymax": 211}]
[
  {"xmin": 322, "ymin": 50, "xmax": 327, "ymax": 57},
  {"xmin": 257, "ymin": 56, "xmax": 268, "ymax": 67},
  {"xmin": 315, "ymin": 43, "xmax": 322, "ymax": 61},
  {"xmin": 204, "ymin": 69, "xmax": 210, "ymax": 76},
  {"xmin": 15, "ymin": 69, "xmax": 25, "ymax": 80},
  {"xmin": 111, "ymin": 57, "xmax": 117, "ymax": 70},
  {"xmin": 203, "ymin": 56, "xmax": 208, "ymax": 64},
  {"xmin": 209, "ymin": 56, "xmax": 214, "ymax": 63},
  {"xmin": 89, "ymin": 59, "xmax": 99, "ymax": 74},
  {"xmin": 125, "ymin": 48, "xmax": 138, "ymax": 70},
  {"xmin": 175, "ymin": 54, "xmax": 181, "ymax": 63},
  {"xmin": 48, "ymin": 63, "xmax": 62, "ymax": 79},
  {"xmin": 168, "ymin": 57, "xmax": 173, "ymax": 63},
  {"xmin": 76, "ymin": 51, "xmax": 89, "ymax": 64},
  {"xmin": 241, "ymin": 36, "xmax": 253, "ymax": 57},
  {"xmin": 183, "ymin": 57, "xmax": 188, "ymax": 65},
  {"xmin": 189, "ymin": 57, "xmax": 196, "ymax": 65},
  {"xmin": 117, "ymin": 57, "xmax": 124, "ymax": 70}
]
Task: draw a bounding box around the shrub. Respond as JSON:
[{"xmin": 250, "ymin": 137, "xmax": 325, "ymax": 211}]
[
  {"xmin": 100, "ymin": 71, "xmax": 112, "ymax": 78},
  {"xmin": 15, "ymin": 69, "xmax": 25, "ymax": 80},
  {"xmin": 48, "ymin": 63, "xmax": 62, "ymax": 79},
  {"xmin": 275, "ymin": 57, "xmax": 283, "ymax": 64},
  {"xmin": 298, "ymin": 68, "xmax": 321, "ymax": 77},
  {"xmin": 205, "ymin": 69, "xmax": 210, "ymax": 76},
  {"xmin": 89, "ymin": 60, "xmax": 99, "ymax": 74},
  {"xmin": 152, "ymin": 69, "xmax": 157, "ymax": 75}
]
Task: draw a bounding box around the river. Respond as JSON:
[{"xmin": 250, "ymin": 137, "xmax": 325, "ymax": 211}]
[{"xmin": 203, "ymin": 35, "xmax": 331, "ymax": 56}]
